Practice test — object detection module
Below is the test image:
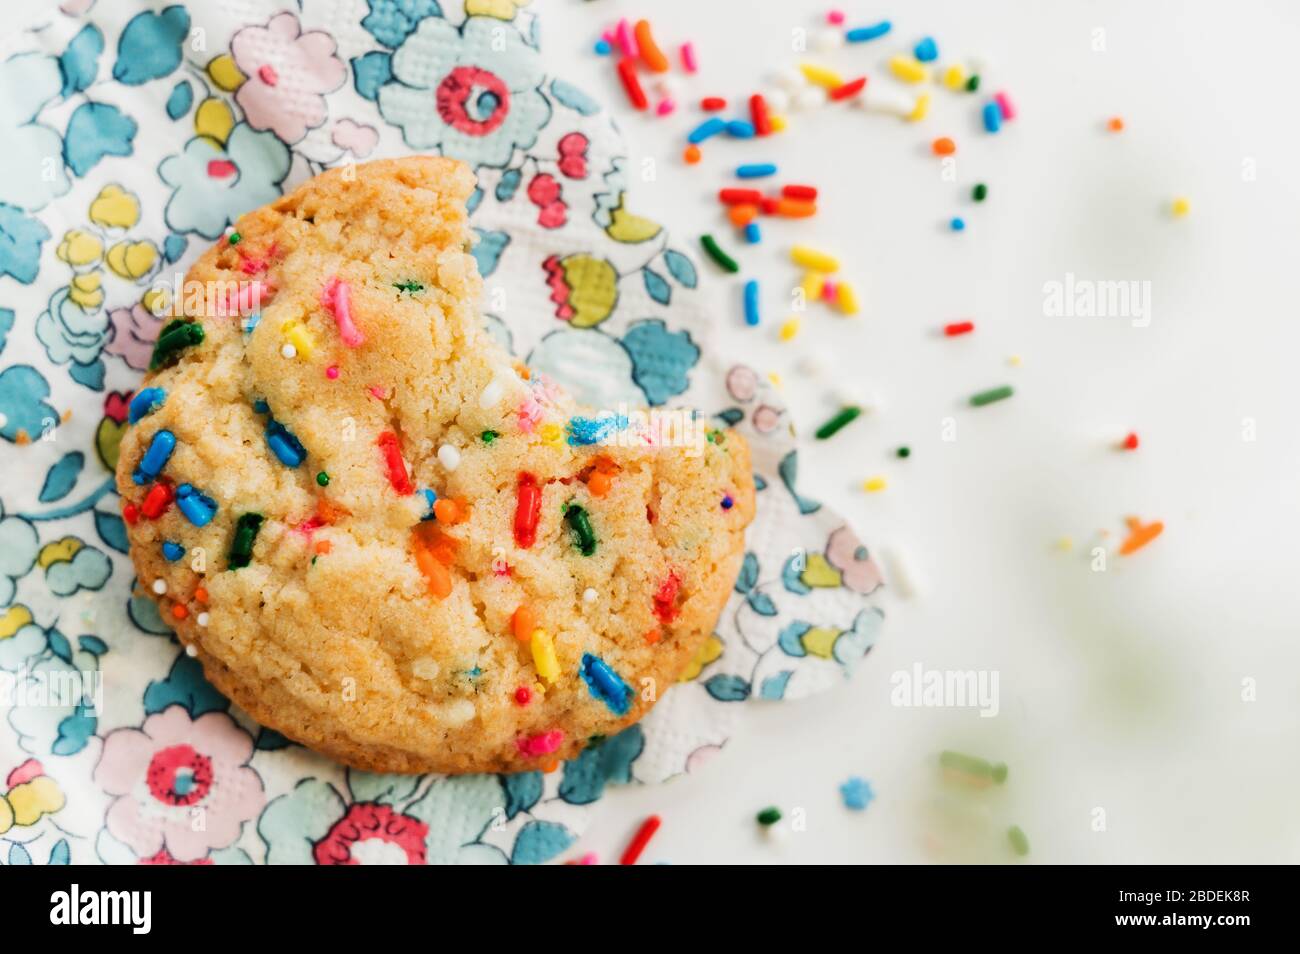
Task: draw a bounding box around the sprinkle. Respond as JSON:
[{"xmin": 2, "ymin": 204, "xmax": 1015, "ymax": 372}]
[
  {"xmin": 171, "ymin": 604, "xmax": 188, "ymax": 620},
  {"xmin": 517, "ymin": 729, "xmax": 565, "ymax": 758},
  {"xmin": 1055, "ymin": 536, "xmax": 1074, "ymax": 552},
  {"xmin": 700, "ymin": 96, "xmax": 727, "ymax": 111},
  {"xmin": 185, "ymin": 643, "xmax": 198, "ymax": 657},
  {"xmin": 721, "ymin": 494, "xmax": 734, "ymax": 510},
  {"xmin": 801, "ymin": 271, "xmax": 826, "ymax": 300},
  {"xmin": 152, "ymin": 578, "xmax": 167, "ymax": 595},
  {"xmin": 512, "ymin": 605, "xmax": 536, "ymax": 642},
  {"xmin": 325, "ymin": 365, "xmax": 339, "ymax": 379},
  {"xmin": 514, "ymin": 686, "xmax": 532, "ymax": 705},
  {"xmin": 393, "ymin": 279, "xmax": 424, "ymax": 293},
  {"xmin": 680, "ymin": 41, "xmax": 698, "ymax": 73},
  {"xmin": 620, "ymin": 815, "xmax": 662, "ymax": 865},
  {"xmin": 944, "ymin": 321, "xmax": 975, "ymax": 337},
  {"xmin": 827, "ymin": 10, "xmax": 845, "ymax": 25},
  {"xmin": 994, "ymin": 90, "xmax": 1017, "ymax": 120},
  {"xmin": 726, "ymin": 119, "xmax": 756, "ymax": 139},
  {"xmin": 883, "ymin": 547, "xmax": 920, "ymax": 599},
  {"xmin": 736, "ymin": 163, "xmax": 777, "ymax": 179},
  {"xmin": 982, "ymin": 101, "xmax": 1002, "ymax": 133},
  {"xmin": 580, "ymin": 652, "xmax": 633, "ymax": 715},
  {"xmin": 228, "ymin": 513, "xmax": 264, "ymax": 570},
  {"xmin": 845, "ymin": 21, "xmax": 891, "ymax": 43},
  {"xmin": 194, "ymin": 587, "xmax": 207, "ymax": 603},
  {"xmin": 862, "ymin": 476, "xmax": 887, "ymax": 492},
  {"xmin": 616, "ymin": 56, "xmax": 648, "ymax": 110},
  {"xmin": 969, "ymin": 385, "xmax": 1014, "ymax": 407},
  {"xmin": 682, "ymin": 144, "xmax": 701, "ymax": 164},
  {"xmin": 567, "ymin": 413, "xmax": 628, "ymax": 446},
  {"xmin": 743, "ymin": 279, "xmax": 761, "ymax": 327},
  {"xmin": 973, "ymin": 182, "xmax": 988, "ymax": 202},
  {"xmin": 478, "ymin": 377, "xmax": 505, "ymax": 409},
  {"xmin": 1121, "ymin": 432, "xmax": 1139, "ymax": 451},
  {"xmin": 897, "ymin": 446, "xmax": 911, "ymax": 459},
  {"xmin": 514, "ymin": 472, "xmax": 542, "ymax": 548},
  {"xmin": 728, "ymin": 203, "xmax": 759, "ymax": 227},
  {"xmin": 950, "ymin": 217, "xmax": 966, "ymax": 232},
  {"xmin": 749, "ymin": 93, "xmax": 772, "ymax": 136},
  {"xmin": 1008, "ymin": 826, "xmax": 1031, "ymax": 857},
  {"xmin": 316, "ymin": 471, "xmax": 330, "ymax": 487},
  {"xmin": 907, "ymin": 92, "xmax": 932, "ymax": 121},
  {"xmin": 889, "ymin": 55, "xmax": 928, "ymax": 84},
  {"xmin": 829, "ymin": 77, "xmax": 867, "ymax": 101},
  {"xmin": 791, "ymin": 245, "xmax": 840, "ymax": 273},
  {"xmin": 836, "ymin": 281, "xmax": 860, "ymax": 315},
  {"xmin": 687, "ymin": 116, "xmax": 727, "ymax": 143},
  {"xmin": 1107, "ymin": 116, "xmax": 1125, "ymax": 132},
  {"xmin": 822, "ymin": 279, "xmax": 838, "ymax": 303},
  {"xmin": 539, "ymin": 422, "xmax": 563, "ymax": 447},
  {"xmin": 196, "ymin": 612, "xmax": 209, "ymax": 627},
  {"xmin": 149, "ymin": 320, "xmax": 204, "ymax": 370},
  {"xmin": 411, "ymin": 528, "xmax": 453, "ymax": 598},
  {"xmin": 1171, "ymin": 197, "xmax": 1190, "ymax": 217},
  {"xmin": 800, "ymin": 62, "xmax": 844, "ymax": 88},
  {"xmin": 756, "ymin": 807, "xmax": 782, "ymax": 827},
  {"xmin": 840, "ymin": 777, "xmax": 875, "ymax": 811},
  {"xmin": 940, "ymin": 750, "xmax": 1008, "ymax": 784},
  {"xmin": 815, "ymin": 406, "xmax": 861, "ymax": 440},
  {"xmin": 227, "ymin": 231, "xmax": 241, "ymax": 245},
  {"xmin": 943, "ymin": 65, "xmax": 966, "ymax": 89},
  {"xmin": 769, "ymin": 115, "xmax": 787, "ymax": 132},
  {"xmin": 265, "ymin": 419, "xmax": 307, "ymax": 467},
  {"xmin": 966, "ymin": 74, "xmax": 981, "ymax": 92},
  {"xmin": 1119, "ymin": 516, "xmax": 1163, "ymax": 556},
  {"xmin": 634, "ymin": 20, "xmax": 669, "ymax": 72},
  {"xmin": 175, "ymin": 484, "xmax": 217, "ymax": 527},
  {"xmin": 377, "ymin": 431, "xmax": 414, "ymax": 495},
  {"xmin": 433, "ymin": 498, "xmax": 464, "ymax": 524},
  {"xmin": 564, "ymin": 503, "xmax": 597, "ymax": 556},
  {"xmin": 531, "ymin": 628, "xmax": 561, "ymax": 683},
  {"xmin": 744, "ymin": 221, "xmax": 762, "ymax": 244},
  {"xmin": 140, "ymin": 481, "xmax": 174, "ymax": 520},
  {"xmin": 779, "ymin": 318, "xmax": 800, "ymax": 341},
  {"xmin": 932, "ymin": 136, "xmax": 956, "ymax": 156},
  {"xmin": 914, "ymin": 36, "xmax": 939, "ymax": 62},
  {"xmin": 162, "ymin": 541, "xmax": 184, "ymax": 561},
  {"xmin": 321, "ymin": 276, "xmax": 364, "ymax": 347},
  {"xmin": 437, "ymin": 443, "xmax": 461, "ymax": 471},
  {"xmin": 653, "ymin": 570, "xmax": 682, "ymax": 623},
  {"xmin": 122, "ymin": 502, "xmax": 139, "ymax": 525},
  {"xmin": 655, "ymin": 98, "xmax": 676, "ymax": 117},
  {"xmin": 776, "ymin": 198, "xmax": 816, "ymax": 218},
  {"xmin": 782, "ymin": 184, "xmax": 818, "ymax": 201},
  {"xmin": 278, "ymin": 343, "xmax": 297, "ymax": 360},
  {"xmin": 128, "ymin": 388, "xmax": 166, "ymax": 424},
  {"xmin": 700, "ymin": 234, "xmax": 739, "ymax": 273},
  {"xmin": 133, "ymin": 430, "xmax": 177, "ymax": 484},
  {"xmin": 614, "ymin": 18, "xmax": 638, "ymax": 56},
  {"xmin": 583, "ymin": 587, "xmax": 598, "ymax": 604}
]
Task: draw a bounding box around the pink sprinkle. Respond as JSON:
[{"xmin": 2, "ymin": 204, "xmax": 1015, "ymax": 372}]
[
  {"xmin": 258, "ymin": 64, "xmax": 278, "ymax": 86},
  {"xmin": 325, "ymin": 365, "xmax": 339, "ymax": 380},
  {"xmin": 240, "ymin": 257, "xmax": 266, "ymax": 275},
  {"xmin": 293, "ymin": 515, "xmax": 326, "ymax": 538},
  {"xmin": 655, "ymin": 98, "xmax": 677, "ymax": 117},
  {"xmin": 827, "ymin": 10, "xmax": 845, "ymax": 25},
  {"xmin": 995, "ymin": 91, "xmax": 1017, "ymax": 121},
  {"xmin": 576, "ymin": 852, "xmax": 598, "ymax": 865},
  {"xmin": 367, "ymin": 385, "xmax": 391, "ymax": 400},
  {"xmin": 207, "ymin": 159, "xmax": 237, "ymax": 179},
  {"xmin": 680, "ymin": 41, "xmax": 698, "ymax": 74},
  {"xmin": 821, "ymin": 280, "xmax": 838, "ymax": 302},
  {"xmin": 228, "ymin": 280, "xmax": 269, "ymax": 315},
  {"xmin": 321, "ymin": 276, "xmax": 364, "ymax": 347},
  {"xmin": 615, "ymin": 18, "xmax": 638, "ymax": 57},
  {"xmin": 517, "ymin": 396, "xmax": 543, "ymax": 433},
  {"xmin": 516, "ymin": 729, "xmax": 565, "ymax": 757}
]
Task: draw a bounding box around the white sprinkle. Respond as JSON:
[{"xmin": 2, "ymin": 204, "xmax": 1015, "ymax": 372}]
[
  {"xmin": 280, "ymin": 343, "xmax": 297, "ymax": 359},
  {"xmin": 443, "ymin": 698, "xmax": 476, "ymax": 726},
  {"xmin": 411, "ymin": 656, "xmax": 441, "ymax": 680},
  {"xmin": 791, "ymin": 86, "xmax": 828, "ymax": 111},
  {"xmin": 478, "ymin": 378, "xmax": 504, "ymax": 408},
  {"xmin": 583, "ymin": 587, "xmax": 598, "ymax": 604},
  {"xmin": 152, "ymin": 579, "xmax": 167, "ymax": 595},
  {"xmin": 197, "ymin": 612, "xmax": 210, "ymax": 627},
  {"xmin": 762, "ymin": 88, "xmax": 791, "ymax": 114},
  {"xmin": 862, "ymin": 87, "xmax": 915, "ymax": 117},
  {"xmin": 437, "ymin": 444, "xmax": 461, "ymax": 471},
  {"xmin": 813, "ymin": 28, "xmax": 845, "ymax": 52},
  {"xmin": 770, "ymin": 66, "xmax": 806, "ymax": 92},
  {"xmin": 185, "ymin": 643, "xmax": 198, "ymax": 657},
  {"xmin": 882, "ymin": 547, "xmax": 921, "ymax": 599}
]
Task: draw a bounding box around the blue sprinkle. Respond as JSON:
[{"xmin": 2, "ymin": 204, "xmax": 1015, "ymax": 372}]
[
  {"xmin": 913, "ymin": 36, "xmax": 938, "ymax": 62},
  {"xmin": 242, "ymin": 312, "xmax": 262, "ymax": 335},
  {"xmin": 162, "ymin": 541, "xmax": 184, "ymax": 561},
  {"xmin": 687, "ymin": 117, "xmax": 727, "ymax": 144},
  {"xmin": 982, "ymin": 100, "xmax": 1002, "ymax": 133},
  {"xmin": 133, "ymin": 430, "xmax": 176, "ymax": 484},
  {"xmin": 744, "ymin": 222, "xmax": 762, "ymax": 245},
  {"xmin": 840, "ymin": 776, "xmax": 875, "ymax": 811},
  {"xmin": 725, "ymin": 119, "xmax": 756, "ymax": 139},
  {"xmin": 566, "ymin": 413, "xmax": 629, "ymax": 447},
  {"xmin": 594, "ymin": 38, "xmax": 611, "ymax": 55},
  {"xmin": 736, "ymin": 163, "xmax": 777, "ymax": 179},
  {"xmin": 743, "ymin": 279, "xmax": 760, "ymax": 327},
  {"xmin": 722, "ymin": 495, "xmax": 734, "ymax": 510},
  {"xmin": 580, "ymin": 653, "xmax": 632, "ymax": 715},
  {"xmin": 252, "ymin": 399, "xmax": 270, "ymax": 415},
  {"xmin": 265, "ymin": 419, "xmax": 307, "ymax": 467},
  {"xmin": 420, "ymin": 488, "xmax": 438, "ymax": 519},
  {"xmin": 846, "ymin": 21, "xmax": 891, "ymax": 43},
  {"xmin": 175, "ymin": 483, "xmax": 217, "ymax": 527},
  {"xmin": 128, "ymin": 387, "xmax": 166, "ymax": 424},
  {"xmin": 950, "ymin": 217, "xmax": 966, "ymax": 232}
]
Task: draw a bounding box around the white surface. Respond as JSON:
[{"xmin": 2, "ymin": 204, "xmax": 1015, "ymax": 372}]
[{"xmin": 541, "ymin": 0, "xmax": 1300, "ymax": 863}]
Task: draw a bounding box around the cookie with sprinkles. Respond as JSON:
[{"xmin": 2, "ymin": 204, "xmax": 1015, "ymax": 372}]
[{"xmin": 115, "ymin": 157, "xmax": 755, "ymax": 774}]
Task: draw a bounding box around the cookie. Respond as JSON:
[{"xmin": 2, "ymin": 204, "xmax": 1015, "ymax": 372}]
[{"xmin": 115, "ymin": 157, "xmax": 754, "ymax": 774}]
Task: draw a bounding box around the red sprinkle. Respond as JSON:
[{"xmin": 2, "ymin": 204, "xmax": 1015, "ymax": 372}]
[
  {"xmin": 829, "ymin": 76, "xmax": 867, "ymax": 101},
  {"xmin": 376, "ymin": 431, "xmax": 414, "ymax": 495},
  {"xmin": 653, "ymin": 570, "xmax": 682, "ymax": 623},
  {"xmin": 514, "ymin": 472, "xmax": 542, "ymax": 549},
  {"xmin": 122, "ymin": 502, "xmax": 139, "ymax": 526},
  {"xmin": 781, "ymin": 184, "xmax": 819, "ymax": 201},
  {"xmin": 700, "ymin": 96, "xmax": 727, "ymax": 111},
  {"xmin": 514, "ymin": 686, "xmax": 532, "ymax": 706},
  {"xmin": 140, "ymin": 481, "xmax": 174, "ymax": 520},
  {"xmin": 1122, "ymin": 432, "xmax": 1140, "ymax": 450},
  {"xmin": 749, "ymin": 93, "xmax": 772, "ymax": 136},
  {"xmin": 620, "ymin": 815, "xmax": 662, "ymax": 865},
  {"xmin": 759, "ymin": 196, "xmax": 781, "ymax": 215},
  {"xmin": 719, "ymin": 188, "xmax": 764, "ymax": 205},
  {"xmin": 616, "ymin": 56, "xmax": 648, "ymax": 110},
  {"xmin": 944, "ymin": 321, "xmax": 975, "ymax": 337}
]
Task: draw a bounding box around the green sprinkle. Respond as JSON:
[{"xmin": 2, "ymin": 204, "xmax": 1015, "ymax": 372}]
[
  {"xmin": 896, "ymin": 446, "xmax": 911, "ymax": 459},
  {"xmin": 706, "ymin": 428, "xmax": 725, "ymax": 445},
  {"xmin": 149, "ymin": 319, "xmax": 205, "ymax": 371},
  {"xmin": 393, "ymin": 280, "xmax": 424, "ymax": 293},
  {"xmin": 316, "ymin": 471, "xmax": 330, "ymax": 487},
  {"xmin": 700, "ymin": 234, "xmax": 739, "ymax": 273},
  {"xmin": 227, "ymin": 513, "xmax": 264, "ymax": 570},
  {"xmin": 939, "ymin": 750, "xmax": 1008, "ymax": 784},
  {"xmin": 966, "ymin": 74, "xmax": 981, "ymax": 92},
  {"xmin": 969, "ymin": 385, "xmax": 1014, "ymax": 407},
  {"xmin": 972, "ymin": 183, "xmax": 988, "ymax": 202},
  {"xmin": 228, "ymin": 232, "xmax": 241, "ymax": 245},
  {"xmin": 1008, "ymin": 825, "xmax": 1030, "ymax": 856},
  {"xmin": 564, "ymin": 503, "xmax": 597, "ymax": 556},
  {"xmin": 756, "ymin": 807, "xmax": 782, "ymax": 827},
  {"xmin": 815, "ymin": 405, "xmax": 861, "ymax": 440},
  {"xmin": 481, "ymin": 430, "xmax": 499, "ymax": 444}
]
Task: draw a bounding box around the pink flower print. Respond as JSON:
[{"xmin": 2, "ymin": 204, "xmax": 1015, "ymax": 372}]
[
  {"xmin": 825, "ymin": 526, "xmax": 884, "ymax": 595},
  {"xmin": 232, "ymin": 12, "xmax": 347, "ymax": 145},
  {"xmin": 331, "ymin": 119, "xmax": 379, "ymax": 158},
  {"xmin": 106, "ymin": 303, "xmax": 164, "ymax": 371},
  {"xmin": 94, "ymin": 707, "xmax": 264, "ymax": 863}
]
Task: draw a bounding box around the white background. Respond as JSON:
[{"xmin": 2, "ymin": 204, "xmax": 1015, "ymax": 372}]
[{"xmin": 540, "ymin": 0, "xmax": 1300, "ymax": 863}]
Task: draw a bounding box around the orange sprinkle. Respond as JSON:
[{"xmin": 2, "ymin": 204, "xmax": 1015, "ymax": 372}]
[
  {"xmin": 193, "ymin": 586, "xmax": 209, "ymax": 603},
  {"xmin": 728, "ymin": 203, "xmax": 759, "ymax": 227},
  {"xmin": 644, "ymin": 628, "xmax": 662, "ymax": 645},
  {"xmin": 314, "ymin": 540, "xmax": 332, "ymax": 555},
  {"xmin": 683, "ymin": 144, "xmax": 701, "ymax": 164},
  {"xmin": 587, "ymin": 470, "xmax": 612, "ymax": 497},
  {"xmin": 15, "ymin": 430, "xmax": 30, "ymax": 445},
  {"xmin": 932, "ymin": 136, "xmax": 956, "ymax": 156},
  {"xmin": 1108, "ymin": 116, "xmax": 1125, "ymax": 132},
  {"xmin": 541, "ymin": 757, "xmax": 561, "ymax": 773},
  {"xmin": 776, "ymin": 198, "xmax": 817, "ymax": 218},
  {"xmin": 171, "ymin": 604, "xmax": 188, "ymax": 620},
  {"xmin": 433, "ymin": 498, "xmax": 463, "ymax": 524},
  {"xmin": 634, "ymin": 20, "xmax": 670, "ymax": 73},
  {"xmin": 316, "ymin": 496, "xmax": 350, "ymax": 524},
  {"xmin": 1118, "ymin": 517, "xmax": 1163, "ymax": 556},
  {"xmin": 413, "ymin": 542, "xmax": 452, "ymax": 599},
  {"xmin": 512, "ymin": 605, "xmax": 536, "ymax": 642}
]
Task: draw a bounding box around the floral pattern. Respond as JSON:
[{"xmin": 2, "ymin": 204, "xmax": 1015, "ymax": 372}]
[{"xmin": 0, "ymin": 0, "xmax": 885, "ymax": 864}]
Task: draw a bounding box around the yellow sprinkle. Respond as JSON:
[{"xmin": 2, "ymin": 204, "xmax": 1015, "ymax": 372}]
[
  {"xmin": 906, "ymin": 92, "xmax": 932, "ymax": 122},
  {"xmin": 282, "ymin": 321, "xmax": 315, "ymax": 358},
  {"xmin": 791, "ymin": 245, "xmax": 840, "ymax": 273},
  {"xmin": 1008, "ymin": 354, "xmax": 1023, "ymax": 367},
  {"xmin": 1055, "ymin": 536, "xmax": 1074, "ymax": 552},
  {"xmin": 767, "ymin": 371, "xmax": 783, "ymax": 389},
  {"xmin": 862, "ymin": 476, "xmax": 888, "ymax": 493},
  {"xmin": 1171, "ymin": 197, "xmax": 1190, "ymax": 217},
  {"xmin": 779, "ymin": 318, "xmax": 800, "ymax": 341},
  {"xmin": 800, "ymin": 62, "xmax": 845, "ymax": 89},
  {"xmin": 530, "ymin": 628, "xmax": 560, "ymax": 683},
  {"xmin": 836, "ymin": 281, "xmax": 860, "ymax": 316},
  {"xmin": 942, "ymin": 65, "xmax": 966, "ymax": 90},
  {"xmin": 890, "ymin": 55, "xmax": 929, "ymax": 84},
  {"xmin": 769, "ymin": 114, "xmax": 787, "ymax": 132},
  {"xmin": 539, "ymin": 422, "xmax": 563, "ymax": 447},
  {"xmin": 801, "ymin": 271, "xmax": 827, "ymax": 301}
]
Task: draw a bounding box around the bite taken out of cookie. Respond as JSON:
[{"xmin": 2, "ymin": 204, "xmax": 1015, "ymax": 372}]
[{"xmin": 115, "ymin": 157, "xmax": 755, "ymax": 775}]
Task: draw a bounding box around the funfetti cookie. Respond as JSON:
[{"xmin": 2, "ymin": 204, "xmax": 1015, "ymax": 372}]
[{"xmin": 114, "ymin": 157, "xmax": 755, "ymax": 775}]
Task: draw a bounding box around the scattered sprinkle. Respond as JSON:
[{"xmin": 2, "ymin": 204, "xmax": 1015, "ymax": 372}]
[
  {"xmin": 950, "ymin": 216, "xmax": 966, "ymax": 232},
  {"xmin": 896, "ymin": 446, "xmax": 911, "ymax": 459},
  {"xmin": 531, "ymin": 628, "xmax": 561, "ymax": 683},
  {"xmin": 565, "ymin": 503, "xmax": 598, "ymax": 556},
  {"xmin": 580, "ymin": 652, "xmax": 633, "ymax": 715},
  {"xmin": 378, "ymin": 430, "xmax": 414, "ymax": 495},
  {"xmin": 779, "ymin": 318, "xmax": 800, "ymax": 341},
  {"xmin": 944, "ymin": 320, "xmax": 975, "ymax": 337},
  {"xmin": 743, "ymin": 279, "xmax": 761, "ymax": 326},
  {"xmin": 862, "ymin": 476, "xmax": 887, "ymax": 493},
  {"xmin": 583, "ymin": 587, "xmax": 598, "ymax": 604},
  {"xmin": 736, "ymin": 162, "xmax": 777, "ymax": 179},
  {"xmin": 932, "ymin": 136, "xmax": 956, "ymax": 156},
  {"xmin": 815, "ymin": 405, "xmax": 861, "ymax": 440},
  {"xmin": 1171, "ymin": 196, "xmax": 1190, "ymax": 217},
  {"xmin": 128, "ymin": 387, "xmax": 166, "ymax": 424},
  {"xmin": 1107, "ymin": 116, "xmax": 1125, "ymax": 132},
  {"xmin": 756, "ymin": 807, "xmax": 782, "ymax": 827},
  {"xmin": 683, "ymin": 143, "xmax": 701, "ymax": 164},
  {"xmin": 846, "ymin": 21, "xmax": 891, "ymax": 43},
  {"xmin": 721, "ymin": 494, "xmax": 734, "ymax": 510},
  {"xmin": 700, "ymin": 233, "xmax": 739, "ymax": 273},
  {"xmin": 840, "ymin": 776, "xmax": 875, "ymax": 811},
  {"xmin": 162, "ymin": 541, "xmax": 184, "ymax": 561},
  {"xmin": 133, "ymin": 429, "xmax": 177, "ymax": 485},
  {"xmin": 1119, "ymin": 516, "xmax": 1163, "ymax": 556},
  {"xmin": 315, "ymin": 471, "xmax": 330, "ymax": 487},
  {"xmin": 196, "ymin": 612, "xmax": 209, "ymax": 627},
  {"xmin": 437, "ymin": 443, "xmax": 461, "ymax": 471},
  {"xmin": 481, "ymin": 429, "xmax": 499, "ymax": 443},
  {"xmin": 969, "ymin": 385, "xmax": 1014, "ymax": 407},
  {"xmin": 1121, "ymin": 432, "xmax": 1139, "ymax": 451},
  {"xmin": 1008, "ymin": 825, "xmax": 1031, "ymax": 857},
  {"xmin": 151, "ymin": 578, "xmax": 167, "ymax": 595},
  {"xmin": 940, "ymin": 750, "xmax": 1008, "ymax": 784},
  {"xmin": 175, "ymin": 484, "xmax": 217, "ymax": 527},
  {"xmin": 228, "ymin": 513, "xmax": 265, "ymax": 570},
  {"xmin": 972, "ymin": 183, "xmax": 988, "ymax": 202},
  {"xmin": 227, "ymin": 232, "xmax": 241, "ymax": 245},
  {"xmin": 620, "ymin": 815, "xmax": 662, "ymax": 866}
]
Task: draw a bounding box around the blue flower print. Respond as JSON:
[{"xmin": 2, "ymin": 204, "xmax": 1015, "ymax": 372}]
[
  {"xmin": 35, "ymin": 287, "xmax": 110, "ymax": 388},
  {"xmin": 159, "ymin": 123, "xmax": 291, "ymax": 239},
  {"xmin": 0, "ymin": 53, "xmax": 72, "ymax": 211},
  {"xmin": 377, "ymin": 16, "xmax": 551, "ymax": 169}
]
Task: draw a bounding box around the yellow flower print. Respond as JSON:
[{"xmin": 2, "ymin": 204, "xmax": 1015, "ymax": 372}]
[
  {"xmin": 206, "ymin": 53, "xmax": 247, "ymax": 91},
  {"xmin": 465, "ymin": 0, "xmax": 531, "ymax": 20},
  {"xmin": 106, "ymin": 240, "xmax": 159, "ymax": 281},
  {"xmin": 0, "ymin": 761, "xmax": 65, "ymax": 836},
  {"xmin": 195, "ymin": 97, "xmax": 236, "ymax": 146},
  {"xmin": 679, "ymin": 635, "xmax": 724, "ymax": 682},
  {"xmin": 89, "ymin": 184, "xmax": 140, "ymax": 230},
  {"xmin": 68, "ymin": 271, "xmax": 104, "ymax": 310},
  {"xmin": 57, "ymin": 229, "xmax": 104, "ymax": 268},
  {"xmin": 0, "ymin": 605, "xmax": 34, "ymax": 640}
]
